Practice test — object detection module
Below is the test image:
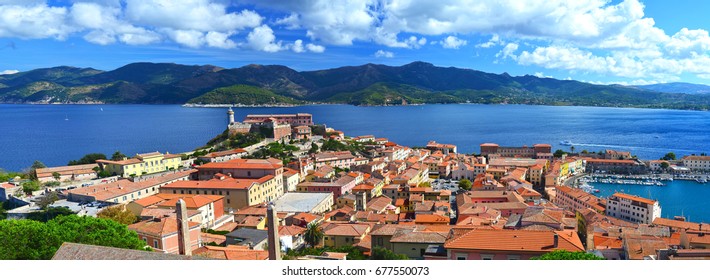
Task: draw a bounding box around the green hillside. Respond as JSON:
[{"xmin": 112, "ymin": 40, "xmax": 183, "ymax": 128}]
[{"xmin": 187, "ymin": 84, "xmax": 302, "ymax": 105}]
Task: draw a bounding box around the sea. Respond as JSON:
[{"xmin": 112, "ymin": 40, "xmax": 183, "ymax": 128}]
[{"xmin": 1, "ymin": 103, "xmax": 709, "ymax": 221}]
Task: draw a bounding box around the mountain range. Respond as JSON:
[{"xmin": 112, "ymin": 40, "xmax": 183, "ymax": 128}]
[{"xmin": 0, "ymin": 61, "xmax": 708, "ymax": 110}]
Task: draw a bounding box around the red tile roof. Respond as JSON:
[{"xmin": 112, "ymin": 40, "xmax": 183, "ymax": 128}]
[
  {"xmin": 198, "ymin": 158, "xmax": 282, "ymax": 170},
  {"xmin": 445, "ymin": 229, "xmax": 584, "ymax": 253},
  {"xmin": 127, "ymin": 217, "xmax": 200, "ymax": 237}
]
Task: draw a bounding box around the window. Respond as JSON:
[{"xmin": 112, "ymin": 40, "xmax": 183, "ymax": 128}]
[
  {"xmin": 507, "ymin": 255, "xmax": 521, "ymax": 260},
  {"xmin": 153, "ymin": 240, "xmax": 159, "ymax": 248},
  {"xmin": 481, "ymin": 254, "xmax": 494, "ymax": 260}
]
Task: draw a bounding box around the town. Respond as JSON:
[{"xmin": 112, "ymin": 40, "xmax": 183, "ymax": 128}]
[{"xmin": 2, "ymin": 108, "xmax": 710, "ymax": 261}]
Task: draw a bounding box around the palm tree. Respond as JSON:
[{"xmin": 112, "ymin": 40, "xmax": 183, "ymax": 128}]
[
  {"xmin": 304, "ymin": 222, "xmax": 324, "ymax": 248},
  {"xmin": 570, "ymin": 146, "xmax": 576, "ymax": 154}
]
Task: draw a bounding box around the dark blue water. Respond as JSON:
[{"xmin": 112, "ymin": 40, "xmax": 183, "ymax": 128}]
[
  {"xmin": 590, "ymin": 180, "xmax": 710, "ymax": 223},
  {"xmin": 1, "ymin": 104, "xmax": 709, "ymax": 173}
]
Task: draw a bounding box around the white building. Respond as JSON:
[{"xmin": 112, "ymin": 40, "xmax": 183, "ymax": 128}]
[
  {"xmin": 681, "ymin": 156, "xmax": 710, "ymax": 172},
  {"xmin": 606, "ymin": 193, "xmax": 661, "ymax": 224}
]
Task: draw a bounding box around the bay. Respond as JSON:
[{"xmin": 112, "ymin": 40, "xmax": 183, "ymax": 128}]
[
  {"xmin": 1, "ymin": 103, "xmax": 709, "ymax": 173},
  {"xmin": 590, "ymin": 180, "xmax": 710, "ymax": 223}
]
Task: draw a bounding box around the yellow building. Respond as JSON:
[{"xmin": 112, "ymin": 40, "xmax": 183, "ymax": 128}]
[{"xmin": 97, "ymin": 152, "xmax": 182, "ymax": 178}]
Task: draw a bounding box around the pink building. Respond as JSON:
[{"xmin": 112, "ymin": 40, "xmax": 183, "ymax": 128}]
[
  {"xmin": 128, "ymin": 216, "xmax": 202, "ymax": 254},
  {"xmin": 244, "ymin": 113, "xmax": 313, "ymax": 126}
]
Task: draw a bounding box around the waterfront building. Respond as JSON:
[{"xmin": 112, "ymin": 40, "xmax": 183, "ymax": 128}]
[
  {"xmin": 66, "ymin": 170, "xmax": 194, "ymax": 204},
  {"xmin": 442, "ymin": 229, "xmax": 584, "ymax": 260},
  {"xmin": 159, "ymin": 175, "xmax": 282, "ymax": 211},
  {"xmin": 127, "ymin": 216, "xmax": 202, "ymax": 254},
  {"xmin": 604, "ymin": 150, "xmax": 632, "ymax": 160},
  {"xmin": 553, "ymin": 185, "xmax": 606, "ymax": 213},
  {"xmin": 426, "ymin": 141, "xmax": 457, "ymax": 155},
  {"xmin": 681, "ymin": 155, "xmax": 710, "ymax": 172},
  {"xmin": 35, "ymin": 164, "xmax": 98, "ymax": 183},
  {"xmin": 96, "ymin": 151, "xmax": 182, "ymax": 178},
  {"xmin": 244, "ymin": 113, "xmax": 313, "ymax": 126},
  {"xmin": 480, "ymin": 143, "xmax": 552, "ymax": 158},
  {"xmin": 648, "ymin": 160, "xmax": 669, "ymax": 172},
  {"xmin": 584, "ymin": 158, "xmax": 646, "ymax": 174},
  {"xmin": 606, "ymin": 193, "xmax": 661, "ymax": 224}
]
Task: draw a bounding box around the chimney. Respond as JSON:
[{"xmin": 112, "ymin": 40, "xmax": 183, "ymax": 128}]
[
  {"xmin": 267, "ymin": 202, "xmax": 281, "ymax": 260},
  {"xmin": 553, "ymin": 233, "xmax": 559, "ymax": 248},
  {"xmin": 176, "ymin": 199, "xmax": 192, "ymax": 256},
  {"xmin": 680, "ymin": 229, "xmax": 690, "ymax": 249}
]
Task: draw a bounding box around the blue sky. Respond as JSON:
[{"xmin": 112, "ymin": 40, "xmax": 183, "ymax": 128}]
[{"xmin": 2, "ymin": 0, "xmax": 710, "ymax": 85}]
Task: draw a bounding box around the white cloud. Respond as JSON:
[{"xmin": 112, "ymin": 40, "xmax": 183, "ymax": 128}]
[
  {"xmin": 476, "ymin": 34, "xmax": 501, "ymax": 48},
  {"xmin": 0, "ymin": 4, "xmax": 73, "ymax": 39},
  {"xmin": 496, "ymin": 43, "xmax": 518, "ymax": 59},
  {"xmin": 292, "ymin": 39, "xmax": 305, "ymax": 53},
  {"xmin": 306, "ymin": 43, "xmax": 325, "ymax": 53},
  {"xmin": 441, "ymin": 36, "xmax": 467, "ymax": 49},
  {"xmin": 246, "ymin": 24, "xmax": 283, "ymax": 52},
  {"xmin": 205, "ymin": 31, "xmax": 236, "ymax": 49},
  {"xmin": 0, "ymin": 69, "xmax": 19, "ymax": 75},
  {"xmin": 375, "ymin": 50, "xmax": 394, "ymax": 58}
]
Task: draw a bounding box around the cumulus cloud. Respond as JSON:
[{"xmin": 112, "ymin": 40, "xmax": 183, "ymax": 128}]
[
  {"xmin": 441, "ymin": 36, "xmax": 467, "ymax": 49},
  {"xmin": 476, "ymin": 34, "xmax": 501, "ymax": 48},
  {"xmin": 0, "ymin": 69, "xmax": 19, "ymax": 75},
  {"xmin": 306, "ymin": 43, "xmax": 325, "ymax": 53},
  {"xmin": 246, "ymin": 24, "xmax": 283, "ymax": 52},
  {"xmin": 375, "ymin": 50, "xmax": 394, "ymax": 58}
]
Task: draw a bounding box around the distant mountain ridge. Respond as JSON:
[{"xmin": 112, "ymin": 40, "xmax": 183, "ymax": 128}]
[
  {"xmin": 634, "ymin": 82, "xmax": 710, "ymax": 95},
  {"xmin": 1, "ymin": 61, "xmax": 709, "ymax": 110}
]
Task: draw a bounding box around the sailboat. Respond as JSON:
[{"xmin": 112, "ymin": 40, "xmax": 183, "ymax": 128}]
[
  {"xmin": 100, "ymin": 107, "xmax": 104, "ymax": 112},
  {"xmin": 64, "ymin": 114, "xmax": 69, "ymax": 121}
]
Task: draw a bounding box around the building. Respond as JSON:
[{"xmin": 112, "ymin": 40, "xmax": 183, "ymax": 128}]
[
  {"xmin": 197, "ymin": 149, "xmax": 248, "ymax": 163},
  {"xmin": 370, "ymin": 225, "xmax": 450, "ymax": 259},
  {"xmin": 66, "ymin": 170, "xmax": 194, "ymax": 204},
  {"xmin": 35, "ymin": 164, "xmax": 98, "ymax": 183},
  {"xmin": 127, "ymin": 193, "xmax": 227, "ymax": 228},
  {"xmin": 553, "ymin": 185, "xmax": 606, "ymax": 213},
  {"xmin": 606, "ymin": 193, "xmax": 661, "ymax": 224},
  {"xmin": 159, "ymin": 175, "xmax": 282, "ymax": 211},
  {"xmin": 296, "ymin": 175, "xmax": 358, "ymax": 200},
  {"xmin": 270, "ymin": 192, "xmax": 334, "ymax": 214},
  {"xmin": 96, "ymin": 152, "xmax": 182, "ymax": 178},
  {"xmin": 1, "ymin": 182, "xmax": 19, "ymax": 202},
  {"xmin": 426, "ymin": 141, "xmax": 457, "ymax": 155},
  {"xmin": 193, "ymin": 245, "xmax": 269, "ymax": 260},
  {"xmin": 480, "ymin": 143, "xmax": 552, "ymax": 158},
  {"xmin": 196, "ymin": 158, "xmax": 283, "ymax": 181},
  {"xmin": 313, "ymin": 151, "xmax": 356, "ymax": 169},
  {"xmin": 681, "ymin": 156, "xmax": 710, "ymax": 172},
  {"xmin": 244, "ymin": 113, "xmax": 313, "ymax": 126},
  {"xmin": 584, "ymin": 159, "xmax": 646, "ymax": 174},
  {"xmin": 604, "ymin": 150, "xmax": 632, "ymax": 160},
  {"xmin": 292, "ymin": 125, "xmax": 312, "ymax": 140},
  {"xmin": 225, "ymin": 228, "xmax": 269, "ymax": 249},
  {"xmin": 283, "ymin": 168, "xmax": 300, "ymax": 192},
  {"xmin": 127, "ymin": 216, "xmax": 202, "ymax": 254},
  {"xmin": 321, "ymin": 223, "xmax": 371, "ymax": 248},
  {"xmin": 443, "ymin": 229, "xmax": 584, "ymax": 260}
]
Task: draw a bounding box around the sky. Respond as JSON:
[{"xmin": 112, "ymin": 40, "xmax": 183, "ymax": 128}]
[{"xmin": 1, "ymin": 0, "xmax": 710, "ymax": 85}]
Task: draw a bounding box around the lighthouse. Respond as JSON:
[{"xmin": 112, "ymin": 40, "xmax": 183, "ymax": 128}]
[{"xmin": 227, "ymin": 107, "xmax": 235, "ymax": 124}]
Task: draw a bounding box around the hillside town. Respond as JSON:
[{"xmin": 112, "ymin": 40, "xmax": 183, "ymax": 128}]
[{"xmin": 2, "ymin": 109, "xmax": 710, "ymax": 261}]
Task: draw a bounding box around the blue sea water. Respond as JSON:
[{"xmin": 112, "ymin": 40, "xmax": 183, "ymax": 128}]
[
  {"xmin": 1, "ymin": 104, "xmax": 709, "ymax": 172},
  {"xmin": 590, "ymin": 180, "xmax": 710, "ymax": 223}
]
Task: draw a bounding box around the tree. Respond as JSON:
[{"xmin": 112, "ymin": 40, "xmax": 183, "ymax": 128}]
[
  {"xmin": 22, "ymin": 181, "xmax": 40, "ymax": 195},
  {"xmin": 570, "ymin": 146, "xmax": 576, "ymax": 154},
  {"xmin": 531, "ymin": 250, "xmax": 604, "ymax": 260},
  {"xmin": 554, "ymin": 149, "xmax": 568, "ymax": 158},
  {"xmin": 52, "ymin": 172, "xmax": 61, "ymax": 181},
  {"xmin": 418, "ymin": 181, "xmax": 431, "ymax": 188},
  {"xmin": 68, "ymin": 153, "xmax": 107, "ymax": 166},
  {"xmin": 97, "ymin": 206, "xmax": 138, "ymax": 225},
  {"xmin": 26, "ymin": 206, "xmax": 75, "ymax": 222},
  {"xmin": 0, "ymin": 215, "xmax": 148, "ymax": 260},
  {"xmin": 581, "ymin": 149, "xmax": 589, "ymax": 154},
  {"xmin": 111, "ymin": 151, "xmax": 127, "ymax": 161},
  {"xmin": 371, "ymin": 247, "xmax": 409, "ymax": 260},
  {"xmin": 304, "ymin": 223, "xmax": 324, "ymax": 247},
  {"xmin": 661, "ymin": 152, "xmax": 676, "ymax": 161},
  {"xmin": 28, "ymin": 160, "xmax": 46, "ymax": 180},
  {"xmin": 97, "ymin": 170, "xmax": 112, "ymax": 178},
  {"xmin": 660, "ymin": 161, "xmax": 670, "ymax": 169},
  {"xmin": 458, "ymin": 179, "xmax": 472, "ymax": 191},
  {"xmin": 37, "ymin": 192, "xmax": 59, "ymax": 209},
  {"xmin": 308, "ymin": 143, "xmax": 319, "ymax": 154}
]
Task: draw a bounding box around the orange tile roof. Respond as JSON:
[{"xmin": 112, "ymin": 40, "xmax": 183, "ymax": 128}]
[
  {"xmin": 415, "ymin": 214, "xmax": 450, "ymax": 224},
  {"xmin": 279, "ymin": 225, "xmax": 306, "ymax": 236},
  {"xmin": 322, "ymin": 223, "xmax": 370, "ymax": 237},
  {"xmin": 133, "ymin": 193, "xmax": 222, "ymax": 208},
  {"xmin": 127, "ymin": 217, "xmax": 200, "ymax": 237},
  {"xmin": 445, "ymin": 229, "xmax": 584, "ymax": 253},
  {"xmin": 202, "ymin": 149, "xmax": 247, "ymax": 158},
  {"xmin": 652, "ymin": 218, "xmax": 709, "ymax": 231},
  {"xmin": 198, "ymin": 158, "xmax": 282, "ymax": 170},
  {"xmin": 193, "ymin": 245, "xmax": 269, "ymax": 260},
  {"xmin": 161, "ymin": 176, "xmax": 273, "ymax": 190},
  {"xmin": 67, "ymin": 170, "xmax": 195, "ymax": 201},
  {"xmin": 612, "ymin": 193, "xmax": 656, "ymax": 205}
]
